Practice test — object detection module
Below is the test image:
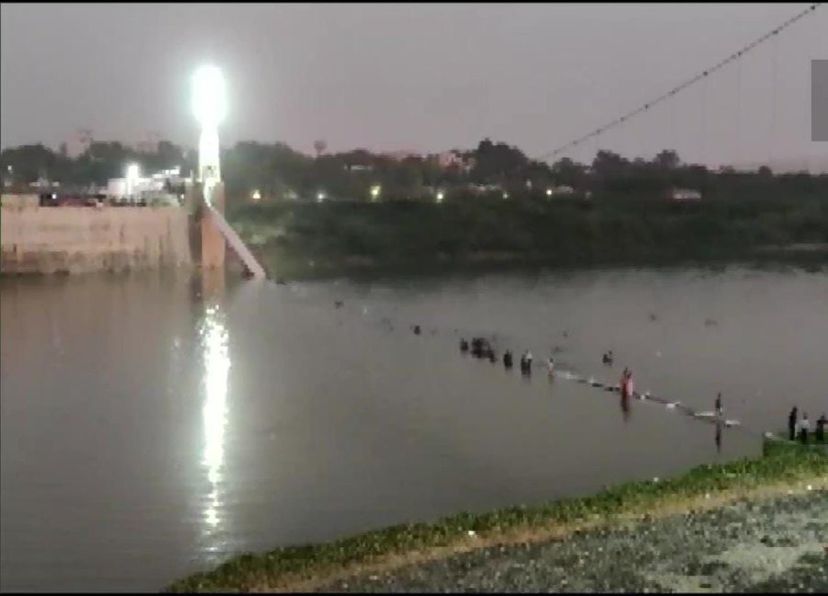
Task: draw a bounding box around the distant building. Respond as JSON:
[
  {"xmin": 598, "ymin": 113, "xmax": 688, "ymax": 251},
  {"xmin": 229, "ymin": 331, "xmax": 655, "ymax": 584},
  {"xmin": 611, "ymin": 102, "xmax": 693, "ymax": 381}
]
[
  {"xmin": 549, "ymin": 185, "xmax": 575, "ymax": 196},
  {"xmin": 106, "ymin": 167, "xmax": 183, "ymax": 204},
  {"xmin": 438, "ymin": 150, "xmax": 474, "ymax": 172},
  {"xmin": 668, "ymin": 187, "xmax": 702, "ymax": 201},
  {"xmin": 133, "ymin": 139, "xmax": 160, "ymax": 154},
  {"xmin": 345, "ymin": 164, "xmax": 373, "ymax": 172},
  {"xmin": 383, "ymin": 150, "xmax": 421, "ymax": 162},
  {"xmin": 467, "ymin": 183, "xmax": 501, "ymax": 194}
]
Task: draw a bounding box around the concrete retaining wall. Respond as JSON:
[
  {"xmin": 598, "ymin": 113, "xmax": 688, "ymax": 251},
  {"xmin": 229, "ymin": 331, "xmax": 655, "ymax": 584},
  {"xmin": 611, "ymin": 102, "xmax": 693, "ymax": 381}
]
[
  {"xmin": 1, "ymin": 206, "xmax": 192, "ymax": 274},
  {"xmin": 1, "ymin": 194, "xmax": 40, "ymax": 209}
]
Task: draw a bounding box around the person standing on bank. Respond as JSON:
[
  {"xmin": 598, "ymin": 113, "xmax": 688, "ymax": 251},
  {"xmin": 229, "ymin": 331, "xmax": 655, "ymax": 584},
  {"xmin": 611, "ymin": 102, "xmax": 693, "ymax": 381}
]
[
  {"xmin": 816, "ymin": 413, "xmax": 826, "ymax": 443},
  {"xmin": 788, "ymin": 406, "xmax": 798, "ymax": 441},
  {"xmin": 798, "ymin": 413, "xmax": 810, "ymax": 444}
]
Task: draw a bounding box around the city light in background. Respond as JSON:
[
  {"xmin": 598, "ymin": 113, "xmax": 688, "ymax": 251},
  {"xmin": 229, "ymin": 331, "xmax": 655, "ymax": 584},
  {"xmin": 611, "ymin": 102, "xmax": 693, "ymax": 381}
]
[
  {"xmin": 125, "ymin": 163, "xmax": 140, "ymax": 199},
  {"xmin": 370, "ymin": 185, "xmax": 381, "ymax": 202}
]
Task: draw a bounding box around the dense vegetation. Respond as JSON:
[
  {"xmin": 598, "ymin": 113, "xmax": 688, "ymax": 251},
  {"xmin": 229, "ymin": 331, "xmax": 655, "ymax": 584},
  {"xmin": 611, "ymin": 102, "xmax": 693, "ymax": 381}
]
[
  {"xmin": 230, "ymin": 192, "xmax": 828, "ymax": 279},
  {"xmin": 167, "ymin": 438, "xmax": 827, "ymax": 592}
]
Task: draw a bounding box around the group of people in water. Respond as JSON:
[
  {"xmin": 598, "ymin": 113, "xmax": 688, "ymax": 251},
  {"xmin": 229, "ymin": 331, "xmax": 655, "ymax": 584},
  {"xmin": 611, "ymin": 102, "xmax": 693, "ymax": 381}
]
[
  {"xmin": 460, "ymin": 337, "xmax": 553, "ymax": 377},
  {"xmin": 788, "ymin": 407, "xmax": 827, "ymax": 444},
  {"xmin": 454, "ymin": 330, "xmax": 825, "ymax": 449}
]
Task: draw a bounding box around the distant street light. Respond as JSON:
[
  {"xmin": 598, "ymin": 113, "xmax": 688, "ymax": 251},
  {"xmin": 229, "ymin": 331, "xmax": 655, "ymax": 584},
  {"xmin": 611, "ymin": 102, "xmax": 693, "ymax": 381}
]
[
  {"xmin": 503, "ymin": 192, "xmax": 509, "ymax": 199},
  {"xmin": 546, "ymin": 188, "xmax": 553, "ymax": 197},
  {"xmin": 370, "ymin": 185, "xmax": 381, "ymax": 202},
  {"xmin": 192, "ymin": 65, "xmax": 227, "ymax": 203},
  {"xmin": 436, "ymin": 190, "xmax": 444, "ymax": 203},
  {"xmin": 251, "ymin": 189, "xmax": 261, "ymax": 201},
  {"xmin": 317, "ymin": 191, "xmax": 326, "ymax": 202},
  {"xmin": 125, "ymin": 163, "xmax": 140, "ymax": 201}
]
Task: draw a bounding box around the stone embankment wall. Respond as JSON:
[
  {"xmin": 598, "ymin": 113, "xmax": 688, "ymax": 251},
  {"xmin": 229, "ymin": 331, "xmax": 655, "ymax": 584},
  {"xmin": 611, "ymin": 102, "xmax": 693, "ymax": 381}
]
[{"xmin": 0, "ymin": 205, "xmax": 192, "ymax": 274}]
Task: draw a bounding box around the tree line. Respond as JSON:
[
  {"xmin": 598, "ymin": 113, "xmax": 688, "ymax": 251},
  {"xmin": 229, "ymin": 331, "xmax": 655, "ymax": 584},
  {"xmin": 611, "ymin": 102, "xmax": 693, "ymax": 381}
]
[{"xmin": 2, "ymin": 138, "xmax": 826, "ymax": 204}]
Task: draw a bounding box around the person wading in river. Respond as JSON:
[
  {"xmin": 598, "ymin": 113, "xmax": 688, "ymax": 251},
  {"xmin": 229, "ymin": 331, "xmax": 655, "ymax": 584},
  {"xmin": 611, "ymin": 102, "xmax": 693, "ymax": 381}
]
[
  {"xmin": 503, "ymin": 350, "xmax": 513, "ymax": 369},
  {"xmin": 715, "ymin": 393, "xmax": 724, "ymax": 418},
  {"xmin": 620, "ymin": 368, "xmax": 634, "ymax": 399}
]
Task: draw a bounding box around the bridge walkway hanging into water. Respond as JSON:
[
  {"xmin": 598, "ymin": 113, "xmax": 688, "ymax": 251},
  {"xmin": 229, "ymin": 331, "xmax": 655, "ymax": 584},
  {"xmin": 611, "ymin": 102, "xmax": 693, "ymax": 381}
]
[{"xmin": 205, "ymin": 203, "xmax": 266, "ymax": 279}]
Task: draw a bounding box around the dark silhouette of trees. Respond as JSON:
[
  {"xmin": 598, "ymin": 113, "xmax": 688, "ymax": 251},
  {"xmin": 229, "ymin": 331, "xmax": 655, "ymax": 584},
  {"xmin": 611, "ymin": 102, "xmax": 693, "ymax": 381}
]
[{"xmin": 3, "ymin": 138, "xmax": 826, "ymax": 205}]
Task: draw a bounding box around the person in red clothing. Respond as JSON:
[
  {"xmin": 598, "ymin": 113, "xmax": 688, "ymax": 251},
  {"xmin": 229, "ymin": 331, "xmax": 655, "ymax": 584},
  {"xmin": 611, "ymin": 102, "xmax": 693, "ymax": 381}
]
[{"xmin": 620, "ymin": 368, "xmax": 630, "ymax": 398}]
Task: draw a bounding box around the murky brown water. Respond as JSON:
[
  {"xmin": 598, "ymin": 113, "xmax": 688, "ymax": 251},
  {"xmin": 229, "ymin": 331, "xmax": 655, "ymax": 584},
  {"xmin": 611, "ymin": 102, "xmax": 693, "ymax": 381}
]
[{"xmin": 1, "ymin": 265, "xmax": 826, "ymax": 591}]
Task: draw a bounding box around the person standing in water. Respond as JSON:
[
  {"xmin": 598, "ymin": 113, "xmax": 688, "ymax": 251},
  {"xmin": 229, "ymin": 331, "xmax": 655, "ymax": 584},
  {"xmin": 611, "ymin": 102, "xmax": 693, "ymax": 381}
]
[
  {"xmin": 715, "ymin": 393, "xmax": 723, "ymax": 418},
  {"xmin": 547, "ymin": 357, "xmax": 555, "ymax": 377},
  {"xmin": 503, "ymin": 350, "xmax": 513, "ymax": 369},
  {"xmin": 788, "ymin": 406, "xmax": 798, "ymax": 441},
  {"xmin": 620, "ymin": 368, "xmax": 634, "ymax": 399}
]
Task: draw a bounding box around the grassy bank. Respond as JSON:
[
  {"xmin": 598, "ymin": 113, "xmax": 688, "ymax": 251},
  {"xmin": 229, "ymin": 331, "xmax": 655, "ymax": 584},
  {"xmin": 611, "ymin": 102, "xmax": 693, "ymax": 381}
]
[
  {"xmin": 167, "ymin": 438, "xmax": 827, "ymax": 593},
  {"xmin": 228, "ymin": 195, "xmax": 828, "ymax": 280}
]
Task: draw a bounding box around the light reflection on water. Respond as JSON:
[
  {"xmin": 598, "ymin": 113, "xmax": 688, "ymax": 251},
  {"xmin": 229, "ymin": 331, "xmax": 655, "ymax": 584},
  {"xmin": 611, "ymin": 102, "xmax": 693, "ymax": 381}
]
[
  {"xmin": 199, "ymin": 305, "xmax": 229, "ymax": 533},
  {"xmin": 197, "ymin": 271, "xmax": 231, "ymax": 549}
]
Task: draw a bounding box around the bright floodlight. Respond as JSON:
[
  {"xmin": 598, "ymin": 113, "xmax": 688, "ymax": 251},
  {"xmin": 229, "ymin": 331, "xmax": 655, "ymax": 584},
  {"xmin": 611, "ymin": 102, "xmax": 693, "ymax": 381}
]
[
  {"xmin": 546, "ymin": 188, "xmax": 553, "ymax": 196},
  {"xmin": 192, "ymin": 65, "xmax": 227, "ymax": 127},
  {"xmin": 370, "ymin": 185, "xmax": 381, "ymax": 201},
  {"xmin": 192, "ymin": 65, "xmax": 226, "ymax": 202},
  {"xmin": 251, "ymin": 189, "xmax": 261, "ymax": 201},
  {"xmin": 436, "ymin": 191, "xmax": 444, "ymax": 203},
  {"xmin": 317, "ymin": 191, "xmax": 326, "ymax": 202},
  {"xmin": 126, "ymin": 163, "xmax": 140, "ymax": 180}
]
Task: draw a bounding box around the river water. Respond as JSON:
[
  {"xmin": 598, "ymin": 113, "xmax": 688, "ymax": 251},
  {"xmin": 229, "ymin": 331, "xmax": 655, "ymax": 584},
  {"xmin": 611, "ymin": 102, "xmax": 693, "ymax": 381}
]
[{"xmin": 1, "ymin": 265, "xmax": 826, "ymax": 591}]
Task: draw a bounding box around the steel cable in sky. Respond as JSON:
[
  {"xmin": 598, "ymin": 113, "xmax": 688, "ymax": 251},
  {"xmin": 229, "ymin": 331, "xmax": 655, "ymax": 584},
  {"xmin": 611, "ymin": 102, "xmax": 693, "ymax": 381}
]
[{"xmin": 536, "ymin": 3, "xmax": 823, "ymax": 162}]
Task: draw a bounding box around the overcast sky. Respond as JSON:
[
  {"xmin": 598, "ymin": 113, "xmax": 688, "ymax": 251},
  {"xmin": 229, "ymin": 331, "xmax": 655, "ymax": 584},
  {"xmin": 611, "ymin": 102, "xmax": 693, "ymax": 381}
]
[{"xmin": 2, "ymin": 3, "xmax": 826, "ymax": 168}]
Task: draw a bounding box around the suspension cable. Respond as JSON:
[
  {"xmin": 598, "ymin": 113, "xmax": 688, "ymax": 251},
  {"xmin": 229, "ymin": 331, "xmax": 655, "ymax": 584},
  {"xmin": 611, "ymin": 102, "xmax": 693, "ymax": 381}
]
[
  {"xmin": 536, "ymin": 3, "xmax": 823, "ymax": 162},
  {"xmin": 700, "ymin": 75, "xmax": 708, "ymax": 165},
  {"xmin": 735, "ymin": 57, "xmax": 742, "ymax": 166},
  {"xmin": 769, "ymin": 34, "xmax": 780, "ymax": 167}
]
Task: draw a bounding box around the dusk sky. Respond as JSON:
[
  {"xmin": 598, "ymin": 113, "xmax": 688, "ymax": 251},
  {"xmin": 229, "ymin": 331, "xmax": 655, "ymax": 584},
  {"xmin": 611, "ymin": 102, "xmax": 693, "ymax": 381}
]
[{"xmin": 2, "ymin": 3, "xmax": 826, "ymax": 168}]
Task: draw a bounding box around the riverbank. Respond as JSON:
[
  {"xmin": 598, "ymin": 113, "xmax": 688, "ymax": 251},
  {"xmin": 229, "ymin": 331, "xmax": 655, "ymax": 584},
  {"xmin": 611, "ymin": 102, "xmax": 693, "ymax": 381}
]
[
  {"xmin": 167, "ymin": 439, "xmax": 827, "ymax": 593},
  {"xmin": 229, "ymin": 197, "xmax": 828, "ymax": 281},
  {"xmin": 317, "ymin": 485, "xmax": 827, "ymax": 593}
]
